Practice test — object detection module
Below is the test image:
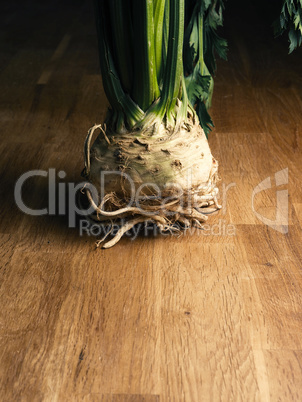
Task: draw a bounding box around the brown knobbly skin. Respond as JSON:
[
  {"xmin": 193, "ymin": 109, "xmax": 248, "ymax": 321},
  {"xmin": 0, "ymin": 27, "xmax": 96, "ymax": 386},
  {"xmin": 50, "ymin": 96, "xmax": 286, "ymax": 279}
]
[{"xmin": 172, "ymin": 160, "xmax": 182, "ymax": 169}]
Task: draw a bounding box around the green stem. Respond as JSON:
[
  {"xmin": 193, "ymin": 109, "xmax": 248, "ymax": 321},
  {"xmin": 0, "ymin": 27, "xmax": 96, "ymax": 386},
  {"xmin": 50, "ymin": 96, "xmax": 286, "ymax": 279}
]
[
  {"xmin": 94, "ymin": 0, "xmax": 144, "ymax": 131},
  {"xmin": 153, "ymin": 0, "xmax": 166, "ymax": 86},
  {"xmin": 132, "ymin": 0, "xmax": 160, "ymax": 111},
  {"xmin": 162, "ymin": 0, "xmax": 185, "ymax": 116},
  {"xmin": 108, "ymin": 0, "xmax": 133, "ymax": 93},
  {"xmin": 163, "ymin": 0, "xmax": 170, "ymax": 67},
  {"xmin": 137, "ymin": 0, "xmax": 186, "ymax": 130},
  {"xmin": 198, "ymin": 14, "xmax": 204, "ymax": 74}
]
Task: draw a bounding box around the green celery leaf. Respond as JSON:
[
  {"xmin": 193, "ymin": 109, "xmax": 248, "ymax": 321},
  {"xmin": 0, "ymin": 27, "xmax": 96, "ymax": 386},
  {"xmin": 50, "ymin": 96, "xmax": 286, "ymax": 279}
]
[
  {"xmin": 184, "ymin": 62, "xmax": 211, "ymax": 106},
  {"xmin": 196, "ymin": 102, "xmax": 214, "ymax": 138}
]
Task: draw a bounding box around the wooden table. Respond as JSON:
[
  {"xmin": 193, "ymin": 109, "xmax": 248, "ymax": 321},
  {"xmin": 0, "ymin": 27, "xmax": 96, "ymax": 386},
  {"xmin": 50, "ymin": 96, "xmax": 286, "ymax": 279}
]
[{"xmin": 1, "ymin": 1, "xmax": 302, "ymax": 400}]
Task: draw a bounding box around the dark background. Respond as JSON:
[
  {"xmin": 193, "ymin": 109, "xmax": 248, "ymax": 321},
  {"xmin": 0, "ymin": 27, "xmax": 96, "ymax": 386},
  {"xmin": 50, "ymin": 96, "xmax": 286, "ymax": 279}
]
[{"xmin": 0, "ymin": 0, "xmax": 298, "ymax": 74}]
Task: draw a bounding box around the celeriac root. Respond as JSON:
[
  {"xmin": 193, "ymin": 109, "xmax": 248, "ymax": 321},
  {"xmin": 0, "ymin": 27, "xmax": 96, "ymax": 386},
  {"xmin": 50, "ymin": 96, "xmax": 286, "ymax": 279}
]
[
  {"xmin": 84, "ymin": 184, "xmax": 221, "ymax": 249},
  {"xmin": 82, "ymin": 118, "xmax": 221, "ymax": 248}
]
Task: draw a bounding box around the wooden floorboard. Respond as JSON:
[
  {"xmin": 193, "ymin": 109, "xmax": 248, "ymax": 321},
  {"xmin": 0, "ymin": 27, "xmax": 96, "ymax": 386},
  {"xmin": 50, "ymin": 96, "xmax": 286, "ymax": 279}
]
[{"xmin": 1, "ymin": 1, "xmax": 302, "ymax": 401}]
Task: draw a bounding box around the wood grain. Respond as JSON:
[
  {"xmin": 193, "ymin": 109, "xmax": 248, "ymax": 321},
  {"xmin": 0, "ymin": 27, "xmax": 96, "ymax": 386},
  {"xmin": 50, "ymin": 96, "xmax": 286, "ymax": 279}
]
[{"xmin": 1, "ymin": 1, "xmax": 302, "ymax": 401}]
